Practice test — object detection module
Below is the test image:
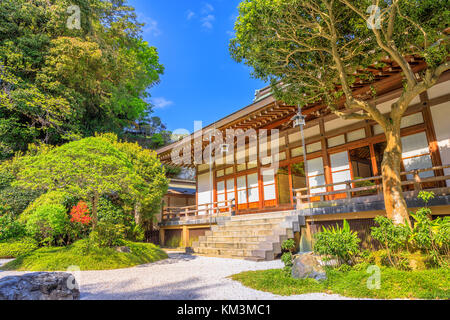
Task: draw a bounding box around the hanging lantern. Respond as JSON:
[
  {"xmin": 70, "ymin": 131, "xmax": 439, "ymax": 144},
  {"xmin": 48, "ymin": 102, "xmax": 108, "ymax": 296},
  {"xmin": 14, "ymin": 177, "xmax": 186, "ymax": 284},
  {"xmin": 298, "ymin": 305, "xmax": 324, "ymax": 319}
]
[{"xmin": 292, "ymin": 112, "xmax": 306, "ymax": 128}]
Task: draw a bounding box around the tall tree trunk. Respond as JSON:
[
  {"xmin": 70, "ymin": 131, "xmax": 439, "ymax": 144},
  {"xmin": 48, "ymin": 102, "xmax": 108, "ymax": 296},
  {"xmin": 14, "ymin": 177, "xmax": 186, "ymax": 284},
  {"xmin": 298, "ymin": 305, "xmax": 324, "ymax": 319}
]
[
  {"xmin": 134, "ymin": 202, "xmax": 142, "ymax": 225},
  {"xmin": 91, "ymin": 190, "xmax": 99, "ymax": 230},
  {"xmin": 382, "ymin": 124, "xmax": 412, "ymax": 227}
]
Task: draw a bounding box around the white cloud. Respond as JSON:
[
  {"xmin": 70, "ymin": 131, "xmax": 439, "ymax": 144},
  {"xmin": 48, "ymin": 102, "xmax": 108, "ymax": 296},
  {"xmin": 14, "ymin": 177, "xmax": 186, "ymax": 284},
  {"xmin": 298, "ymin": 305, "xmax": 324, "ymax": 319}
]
[
  {"xmin": 186, "ymin": 10, "xmax": 195, "ymax": 20},
  {"xmin": 152, "ymin": 97, "xmax": 174, "ymax": 109},
  {"xmin": 137, "ymin": 13, "xmax": 161, "ymax": 37},
  {"xmin": 202, "ymin": 3, "xmax": 214, "ymax": 14},
  {"xmin": 201, "ymin": 14, "xmax": 215, "ymax": 30},
  {"xmin": 226, "ymin": 30, "xmax": 235, "ymax": 37}
]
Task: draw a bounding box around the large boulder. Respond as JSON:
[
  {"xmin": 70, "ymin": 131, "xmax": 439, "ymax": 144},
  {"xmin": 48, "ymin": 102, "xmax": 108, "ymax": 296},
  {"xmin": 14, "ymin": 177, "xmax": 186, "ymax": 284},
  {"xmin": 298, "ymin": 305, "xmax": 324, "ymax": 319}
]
[
  {"xmin": 0, "ymin": 272, "xmax": 80, "ymax": 300},
  {"xmin": 291, "ymin": 252, "xmax": 327, "ymax": 281}
]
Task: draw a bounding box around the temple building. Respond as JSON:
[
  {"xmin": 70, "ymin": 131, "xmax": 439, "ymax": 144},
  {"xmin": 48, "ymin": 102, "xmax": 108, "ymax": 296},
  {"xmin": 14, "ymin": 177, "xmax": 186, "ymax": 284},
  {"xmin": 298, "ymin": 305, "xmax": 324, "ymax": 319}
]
[{"xmin": 156, "ymin": 60, "xmax": 450, "ymax": 261}]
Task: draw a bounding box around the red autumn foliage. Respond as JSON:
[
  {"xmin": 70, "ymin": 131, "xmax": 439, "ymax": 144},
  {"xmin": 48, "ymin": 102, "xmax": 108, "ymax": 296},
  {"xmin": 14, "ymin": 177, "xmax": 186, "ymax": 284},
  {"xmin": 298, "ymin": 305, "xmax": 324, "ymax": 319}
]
[{"xmin": 70, "ymin": 201, "xmax": 92, "ymax": 225}]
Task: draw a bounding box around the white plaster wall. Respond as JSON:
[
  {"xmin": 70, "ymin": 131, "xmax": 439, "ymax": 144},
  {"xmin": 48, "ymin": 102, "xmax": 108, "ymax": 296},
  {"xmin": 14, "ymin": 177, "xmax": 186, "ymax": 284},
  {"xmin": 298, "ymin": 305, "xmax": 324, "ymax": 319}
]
[
  {"xmin": 428, "ymin": 80, "xmax": 450, "ymax": 99},
  {"xmin": 324, "ymin": 96, "xmax": 421, "ymax": 134},
  {"xmin": 325, "ymin": 117, "xmax": 361, "ymax": 132},
  {"xmin": 197, "ymin": 172, "xmax": 213, "ymax": 215},
  {"xmin": 431, "ymin": 101, "xmax": 450, "ymax": 186}
]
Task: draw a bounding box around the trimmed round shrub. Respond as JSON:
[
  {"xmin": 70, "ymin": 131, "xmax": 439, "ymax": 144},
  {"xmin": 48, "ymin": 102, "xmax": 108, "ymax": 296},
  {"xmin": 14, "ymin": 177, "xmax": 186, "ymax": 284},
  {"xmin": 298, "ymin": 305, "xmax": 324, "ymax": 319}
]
[
  {"xmin": 25, "ymin": 204, "xmax": 69, "ymax": 245},
  {"xmin": 0, "ymin": 214, "xmax": 26, "ymax": 242},
  {"xmin": 20, "ymin": 190, "xmax": 77, "ymax": 223}
]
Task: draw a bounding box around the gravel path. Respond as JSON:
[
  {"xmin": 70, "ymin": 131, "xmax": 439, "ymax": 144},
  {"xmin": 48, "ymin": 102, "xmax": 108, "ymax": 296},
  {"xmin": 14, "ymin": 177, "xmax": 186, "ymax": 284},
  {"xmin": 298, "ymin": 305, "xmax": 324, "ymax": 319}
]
[{"xmin": 0, "ymin": 253, "xmax": 354, "ymax": 300}]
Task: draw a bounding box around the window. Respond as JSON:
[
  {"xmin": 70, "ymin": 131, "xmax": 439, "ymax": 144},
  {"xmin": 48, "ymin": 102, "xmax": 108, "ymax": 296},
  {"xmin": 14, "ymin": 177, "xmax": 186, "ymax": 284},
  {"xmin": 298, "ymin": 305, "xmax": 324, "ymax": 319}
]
[
  {"xmin": 277, "ymin": 166, "xmax": 292, "ymax": 205},
  {"xmin": 216, "ymin": 169, "xmax": 224, "ymax": 178},
  {"xmin": 330, "ymin": 151, "xmax": 352, "ymax": 195},
  {"xmin": 307, "ymin": 157, "xmax": 326, "ymax": 194},
  {"xmin": 347, "ymin": 129, "xmax": 366, "ymax": 142},
  {"xmin": 291, "ymin": 147, "xmax": 304, "ymax": 158},
  {"xmin": 216, "ymin": 178, "xmax": 236, "ymax": 210},
  {"xmin": 262, "ymin": 169, "xmax": 277, "ymax": 207},
  {"xmin": 217, "ymin": 180, "xmax": 226, "ymax": 207},
  {"xmin": 236, "ymin": 173, "xmax": 260, "ymax": 210},
  {"xmin": 226, "ymin": 178, "xmax": 235, "ymax": 203},
  {"xmin": 307, "ymin": 142, "xmax": 322, "ymax": 154},
  {"xmin": 328, "ymin": 135, "xmax": 345, "ymax": 148},
  {"xmin": 402, "ymin": 132, "xmax": 434, "ymax": 179}
]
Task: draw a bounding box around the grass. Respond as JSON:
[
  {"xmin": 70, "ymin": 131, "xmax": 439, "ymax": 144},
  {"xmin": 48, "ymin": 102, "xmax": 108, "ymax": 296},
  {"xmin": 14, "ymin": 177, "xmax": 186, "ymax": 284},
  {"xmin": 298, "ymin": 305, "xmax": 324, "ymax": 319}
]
[
  {"xmin": 0, "ymin": 238, "xmax": 38, "ymax": 258},
  {"xmin": 231, "ymin": 267, "xmax": 450, "ymax": 300},
  {"xmin": 0, "ymin": 239, "xmax": 168, "ymax": 271}
]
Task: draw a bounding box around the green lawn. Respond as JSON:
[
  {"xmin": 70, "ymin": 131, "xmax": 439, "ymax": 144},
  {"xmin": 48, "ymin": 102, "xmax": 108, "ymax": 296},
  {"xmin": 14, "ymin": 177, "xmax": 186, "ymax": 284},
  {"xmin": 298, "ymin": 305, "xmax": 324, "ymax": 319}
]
[
  {"xmin": 231, "ymin": 268, "xmax": 450, "ymax": 300},
  {"xmin": 0, "ymin": 240, "xmax": 168, "ymax": 271},
  {"xmin": 0, "ymin": 238, "xmax": 38, "ymax": 258}
]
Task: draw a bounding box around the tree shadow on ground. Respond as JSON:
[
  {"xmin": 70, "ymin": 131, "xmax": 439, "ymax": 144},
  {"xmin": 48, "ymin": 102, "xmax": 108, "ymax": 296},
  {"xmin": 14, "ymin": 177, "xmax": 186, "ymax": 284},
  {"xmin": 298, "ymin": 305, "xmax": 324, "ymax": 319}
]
[
  {"xmin": 80, "ymin": 276, "xmax": 220, "ymax": 300},
  {"xmin": 138, "ymin": 253, "xmax": 198, "ymax": 266}
]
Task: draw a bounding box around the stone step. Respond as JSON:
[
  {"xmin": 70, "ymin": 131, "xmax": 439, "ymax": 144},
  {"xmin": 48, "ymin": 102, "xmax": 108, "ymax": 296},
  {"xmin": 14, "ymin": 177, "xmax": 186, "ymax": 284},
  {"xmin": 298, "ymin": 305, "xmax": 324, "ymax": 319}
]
[
  {"xmin": 197, "ymin": 240, "xmax": 280, "ymax": 253},
  {"xmin": 193, "ymin": 212, "xmax": 302, "ymax": 261},
  {"xmin": 212, "ymin": 222, "xmax": 282, "ymax": 231},
  {"xmin": 208, "ymin": 228, "xmax": 276, "ymax": 237},
  {"xmin": 230, "ymin": 211, "xmax": 294, "ymax": 221},
  {"xmin": 204, "ymin": 235, "xmax": 269, "ymax": 242},
  {"xmin": 194, "ymin": 247, "xmax": 275, "ymax": 260},
  {"xmin": 225, "ymin": 217, "xmax": 286, "ymax": 226}
]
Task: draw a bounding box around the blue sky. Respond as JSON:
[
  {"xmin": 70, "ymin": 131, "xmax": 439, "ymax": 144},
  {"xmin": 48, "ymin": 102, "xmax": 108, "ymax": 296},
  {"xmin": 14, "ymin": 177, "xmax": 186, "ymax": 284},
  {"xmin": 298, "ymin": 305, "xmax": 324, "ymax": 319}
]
[{"xmin": 127, "ymin": 0, "xmax": 267, "ymax": 133}]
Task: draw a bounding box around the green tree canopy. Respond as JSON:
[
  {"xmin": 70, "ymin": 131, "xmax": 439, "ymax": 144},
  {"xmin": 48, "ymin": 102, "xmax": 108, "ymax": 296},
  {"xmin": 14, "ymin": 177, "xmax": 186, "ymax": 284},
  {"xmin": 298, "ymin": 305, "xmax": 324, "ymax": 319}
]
[
  {"xmin": 0, "ymin": 0, "xmax": 164, "ymax": 159},
  {"xmin": 11, "ymin": 134, "xmax": 168, "ymax": 227}
]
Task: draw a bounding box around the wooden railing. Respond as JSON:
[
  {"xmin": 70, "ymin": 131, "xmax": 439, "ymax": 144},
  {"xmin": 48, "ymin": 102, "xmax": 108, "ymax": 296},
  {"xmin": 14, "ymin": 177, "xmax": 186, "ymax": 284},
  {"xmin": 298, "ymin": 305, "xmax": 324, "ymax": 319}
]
[
  {"xmin": 294, "ymin": 164, "xmax": 450, "ymax": 208},
  {"xmin": 161, "ymin": 199, "xmax": 235, "ymax": 222}
]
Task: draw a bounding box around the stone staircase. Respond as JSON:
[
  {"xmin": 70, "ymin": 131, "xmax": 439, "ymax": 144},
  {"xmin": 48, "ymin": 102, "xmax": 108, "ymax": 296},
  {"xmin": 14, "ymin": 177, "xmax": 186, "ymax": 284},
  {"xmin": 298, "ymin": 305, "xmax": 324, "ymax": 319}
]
[{"xmin": 192, "ymin": 211, "xmax": 305, "ymax": 261}]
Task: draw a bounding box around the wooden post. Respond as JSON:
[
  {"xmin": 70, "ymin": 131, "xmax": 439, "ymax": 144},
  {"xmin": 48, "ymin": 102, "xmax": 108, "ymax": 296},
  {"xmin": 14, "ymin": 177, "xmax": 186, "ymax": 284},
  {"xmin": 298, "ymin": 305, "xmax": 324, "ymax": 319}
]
[
  {"xmin": 182, "ymin": 225, "xmax": 189, "ymax": 248},
  {"xmin": 421, "ymin": 92, "xmax": 444, "ymax": 184},
  {"xmin": 346, "ymin": 182, "xmax": 352, "ymax": 199},
  {"xmin": 296, "ymin": 190, "xmax": 303, "ymax": 210},
  {"xmin": 319, "ymin": 118, "xmax": 333, "ymax": 200},
  {"xmin": 413, "ymin": 170, "xmax": 423, "ymax": 192},
  {"xmin": 160, "ymin": 228, "xmax": 165, "ymax": 247}
]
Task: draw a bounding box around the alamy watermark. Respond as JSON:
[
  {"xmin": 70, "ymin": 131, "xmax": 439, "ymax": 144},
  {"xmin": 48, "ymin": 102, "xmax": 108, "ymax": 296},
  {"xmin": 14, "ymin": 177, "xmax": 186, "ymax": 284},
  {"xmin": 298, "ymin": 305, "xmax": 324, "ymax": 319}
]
[
  {"xmin": 366, "ymin": 265, "xmax": 381, "ymax": 290},
  {"xmin": 67, "ymin": 5, "xmax": 81, "ymax": 30},
  {"xmin": 170, "ymin": 121, "xmax": 281, "ymax": 172},
  {"xmin": 367, "ymin": 5, "xmax": 382, "ymax": 30},
  {"xmin": 66, "ymin": 265, "xmax": 82, "ymax": 291}
]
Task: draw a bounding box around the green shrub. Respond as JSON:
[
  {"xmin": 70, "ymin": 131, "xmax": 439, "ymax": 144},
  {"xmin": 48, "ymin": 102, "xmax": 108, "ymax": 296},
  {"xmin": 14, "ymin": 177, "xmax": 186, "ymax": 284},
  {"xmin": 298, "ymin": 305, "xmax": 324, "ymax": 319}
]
[
  {"xmin": 97, "ymin": 197, "xmax": 128, "ymax": 225},
  {"xmin": 1, "ymin": 240, "xmax": 168, "ymax": 271},
  {"xmin": 314, "ymin": 220, "xmax": 361, "ymax": 265},
  {"xmin": 131, "ymin": 224, "xmax": 145, "ymax": 242},
  {"xmin": 371, "ymin": 216, "xmax": 412, "ymax": 268},
  {"xmin": 281, "ymin": 239, "xmax": 296, "ymax": 274},
  {"xmin": 409, "ymin": 191, "xmax": 450, "ymax": 267},
  {"xmin": 97, "ymin": 197, "xmax": 142, "ymax": 241},
  {"xmin": 0, "ymin": 237, "xmax": 38, "ymax": 258},
  {"xmin": 25, "ymin": 204, "xmax": 69, "ymax": 246},
  {"xmin": 166, "ymin": 236, "xmax": 182, "ymax": 248},
  {"xmin": 281, "ymin": 239, "xmax": 296, "ymax": 252},
  {"xmin": 0, "ymin": 214, "xmax": 26, "ymax": 242},
  {"xmin": 371, "ymin": 216, "xmax": 411, "ymax": 253},
  {"xmin": 89, "ymin": 221, "xmax": 126, "ymax": 248},
  {"xmin": 0, "ymin": 186, "xmax": 43, "ymax": 217}
]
